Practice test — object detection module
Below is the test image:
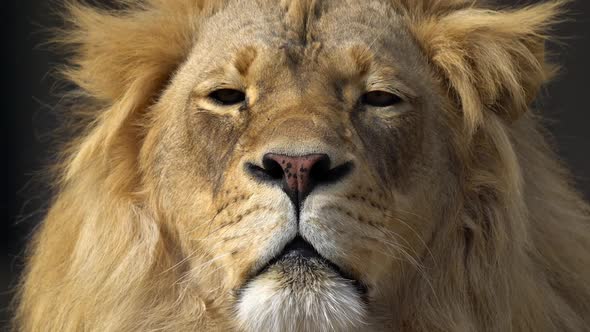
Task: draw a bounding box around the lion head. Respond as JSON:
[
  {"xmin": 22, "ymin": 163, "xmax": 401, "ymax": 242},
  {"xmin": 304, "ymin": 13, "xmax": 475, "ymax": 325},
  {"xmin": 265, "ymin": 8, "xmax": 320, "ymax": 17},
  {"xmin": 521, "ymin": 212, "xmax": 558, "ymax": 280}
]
[{"xmin": 16, "ymin": 0, "xmax": 590, "ymax": 331}]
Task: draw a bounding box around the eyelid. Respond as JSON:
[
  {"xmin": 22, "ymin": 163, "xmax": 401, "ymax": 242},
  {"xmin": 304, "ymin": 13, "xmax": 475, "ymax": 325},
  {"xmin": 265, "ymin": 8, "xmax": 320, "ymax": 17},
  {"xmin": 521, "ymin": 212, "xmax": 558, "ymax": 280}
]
[
  {"xmin": 366, "ymin": 76, "xmax": 416, "ymax": 101},
  {"xmin": 193, "ymin": 81, "xmax": 244, "ymax": 97}
]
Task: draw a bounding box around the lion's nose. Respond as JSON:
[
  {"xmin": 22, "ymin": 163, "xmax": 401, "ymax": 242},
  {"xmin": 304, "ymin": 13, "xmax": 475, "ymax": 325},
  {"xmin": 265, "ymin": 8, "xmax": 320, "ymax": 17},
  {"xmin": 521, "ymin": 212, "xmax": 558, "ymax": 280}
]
[
  {"xmin": 247, "ymin": 153, "xmax": 353, "ymax": 209},
  {"xmin": 264, "ymin": 153, "xmax": 329, "ymax": 199}
]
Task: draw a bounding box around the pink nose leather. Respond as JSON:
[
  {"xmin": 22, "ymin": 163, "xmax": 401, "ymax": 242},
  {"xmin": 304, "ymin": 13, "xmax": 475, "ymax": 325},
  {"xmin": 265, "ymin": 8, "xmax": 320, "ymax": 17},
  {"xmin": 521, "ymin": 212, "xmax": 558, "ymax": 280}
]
[{"xmin": 265, "ymin": 154, "xmax": 327, "ymax": 196}]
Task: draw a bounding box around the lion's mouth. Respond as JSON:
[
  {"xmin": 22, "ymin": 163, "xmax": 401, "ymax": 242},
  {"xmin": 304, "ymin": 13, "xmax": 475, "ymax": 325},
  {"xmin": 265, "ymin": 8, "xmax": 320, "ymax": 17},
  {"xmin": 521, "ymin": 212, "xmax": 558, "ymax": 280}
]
[{"xmin": 244, "ymin": 236, "xmax": 368, "ymax": 295}]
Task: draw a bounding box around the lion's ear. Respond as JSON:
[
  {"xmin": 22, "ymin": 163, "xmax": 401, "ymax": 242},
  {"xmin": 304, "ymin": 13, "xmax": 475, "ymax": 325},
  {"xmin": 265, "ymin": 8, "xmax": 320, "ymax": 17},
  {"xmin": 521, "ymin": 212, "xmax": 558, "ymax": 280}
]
[
  {"xmin": 58, "ymin": 0, "xmax": 213, "ymax": 102},
  {"xmin": 411, "ymin": 1, "xmax": 564, "ymax": 132}
]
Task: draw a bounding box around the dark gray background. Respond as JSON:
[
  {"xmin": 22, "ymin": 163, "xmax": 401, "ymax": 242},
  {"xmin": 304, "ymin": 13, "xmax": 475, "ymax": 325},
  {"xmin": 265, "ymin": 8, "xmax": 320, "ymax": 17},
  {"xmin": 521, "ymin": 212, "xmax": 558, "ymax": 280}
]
[{"xmin": 2, "ymin": 0, "xmax": 589, "ymax": 328}]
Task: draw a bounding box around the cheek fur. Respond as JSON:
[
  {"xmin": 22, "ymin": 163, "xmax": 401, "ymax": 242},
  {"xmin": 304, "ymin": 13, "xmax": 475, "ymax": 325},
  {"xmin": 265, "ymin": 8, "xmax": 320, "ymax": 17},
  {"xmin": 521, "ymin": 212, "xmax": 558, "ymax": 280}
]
[
  {"xmin": 351, "ymin": 111, "xmax": 424, "ymax": 189},
  {"xmin": 185, "ymin": 112, "xmax": 247, "ymax": 189}
]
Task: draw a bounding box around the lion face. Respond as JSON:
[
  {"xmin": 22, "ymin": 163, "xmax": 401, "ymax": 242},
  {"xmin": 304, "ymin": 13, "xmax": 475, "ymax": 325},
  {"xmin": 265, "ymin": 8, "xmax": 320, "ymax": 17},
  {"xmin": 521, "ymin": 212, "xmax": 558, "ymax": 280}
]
[
  {"xmin": 143, "ymin": 1, "xmax": 449, "ymax": 329},
  {"xmin": 18, "ymin": 0, "xmax": 590, "ymax": 331}
]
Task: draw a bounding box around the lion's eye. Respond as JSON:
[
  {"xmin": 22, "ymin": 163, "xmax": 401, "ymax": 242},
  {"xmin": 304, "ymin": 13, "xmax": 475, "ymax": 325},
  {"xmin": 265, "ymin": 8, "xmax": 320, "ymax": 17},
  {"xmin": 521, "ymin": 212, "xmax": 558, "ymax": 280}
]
[
  {"xmin": 208, "ymin": 89, "xmax": 246, "ymax": 106},
  {"xmin": 362, "ymin": 91, "xmax": 403, "ymax": 107}
]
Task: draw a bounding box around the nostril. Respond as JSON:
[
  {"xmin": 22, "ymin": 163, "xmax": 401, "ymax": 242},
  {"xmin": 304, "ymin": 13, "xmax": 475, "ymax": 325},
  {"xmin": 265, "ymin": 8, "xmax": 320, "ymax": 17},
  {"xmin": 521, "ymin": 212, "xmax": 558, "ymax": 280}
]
[
  {"xmin": 262, "ymin": 156, "xmax": 285, "ymax": 180},
  {"xmin": 310, "ymin": 157, "xmax": 354, "ymax": 187},
  {"xmin": 308, "ymin": 155, "xmax": 331, "ymax": 183},
  {"xmin": 244, "ymin": 156, "xmax": 291, "ymax": 183}
]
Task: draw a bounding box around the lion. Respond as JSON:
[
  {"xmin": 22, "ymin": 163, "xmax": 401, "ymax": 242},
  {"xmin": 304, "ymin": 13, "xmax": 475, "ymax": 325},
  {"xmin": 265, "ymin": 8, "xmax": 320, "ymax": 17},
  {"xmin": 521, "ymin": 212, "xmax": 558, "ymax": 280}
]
[{"xmin": 14, "ymin": 0, "xmax": 590, "ymax": 331}]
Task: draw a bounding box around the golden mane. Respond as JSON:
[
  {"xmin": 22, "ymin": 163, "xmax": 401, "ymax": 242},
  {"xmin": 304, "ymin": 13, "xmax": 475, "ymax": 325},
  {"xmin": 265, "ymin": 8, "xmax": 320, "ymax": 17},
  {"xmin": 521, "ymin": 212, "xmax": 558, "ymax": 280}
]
[{"xmin": 14, "ymin": 0, "xmax": 590, "ymax": 331}]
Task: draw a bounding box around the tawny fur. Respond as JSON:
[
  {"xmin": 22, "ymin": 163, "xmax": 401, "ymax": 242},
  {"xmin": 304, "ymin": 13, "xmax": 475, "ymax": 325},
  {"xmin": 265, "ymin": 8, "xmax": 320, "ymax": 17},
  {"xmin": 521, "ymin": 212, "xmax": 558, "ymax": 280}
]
[{"xmin": 14, "ymin": 0, "xmax": 590, "ymax": 331}]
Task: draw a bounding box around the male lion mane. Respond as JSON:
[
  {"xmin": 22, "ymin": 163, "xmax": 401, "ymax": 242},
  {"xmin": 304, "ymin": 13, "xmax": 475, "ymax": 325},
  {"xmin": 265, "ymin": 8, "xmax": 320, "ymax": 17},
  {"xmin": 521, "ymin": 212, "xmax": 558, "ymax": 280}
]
[{"xmin": 14, "ymin": 0, "xmax": 590, "ymax": 331}]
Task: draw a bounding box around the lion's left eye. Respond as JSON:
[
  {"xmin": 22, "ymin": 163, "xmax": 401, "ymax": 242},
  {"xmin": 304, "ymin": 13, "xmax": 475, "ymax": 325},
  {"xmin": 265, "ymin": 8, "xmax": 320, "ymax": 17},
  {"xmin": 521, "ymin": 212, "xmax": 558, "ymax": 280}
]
[
  {"xmin": 361, "ymin": 91, "xmax": 403, "ymax": 107},
  {"xmin": 208, "ymin": 89, "xmax": 246, "ymax": 106}
]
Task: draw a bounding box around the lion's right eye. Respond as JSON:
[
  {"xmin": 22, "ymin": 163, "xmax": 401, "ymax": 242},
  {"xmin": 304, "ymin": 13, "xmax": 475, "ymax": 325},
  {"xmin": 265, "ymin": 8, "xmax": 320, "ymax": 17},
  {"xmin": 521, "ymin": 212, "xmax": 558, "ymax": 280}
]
[
  {"xmin": 208, "ymin": 89, "xmax": 246, "ymax": 106},
  {"xmin": 361, "ymin": 91, "xmax": 403, "ymax": 108}
]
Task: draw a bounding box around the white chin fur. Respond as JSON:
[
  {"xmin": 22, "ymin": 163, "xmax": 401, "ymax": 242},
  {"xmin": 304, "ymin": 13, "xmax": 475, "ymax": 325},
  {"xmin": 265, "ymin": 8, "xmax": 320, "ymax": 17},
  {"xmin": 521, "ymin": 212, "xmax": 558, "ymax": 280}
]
[{"xmin": 237, "ymin": 271, "xmax": 366, "ymax": 332}]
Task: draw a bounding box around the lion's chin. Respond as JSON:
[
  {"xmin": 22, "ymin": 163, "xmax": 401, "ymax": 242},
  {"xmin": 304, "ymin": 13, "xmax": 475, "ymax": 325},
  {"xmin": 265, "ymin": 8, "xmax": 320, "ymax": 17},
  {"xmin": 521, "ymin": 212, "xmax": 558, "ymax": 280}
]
[{"xmin": 236, "ymin": 238, "xmax": 367, "ymax": 332}]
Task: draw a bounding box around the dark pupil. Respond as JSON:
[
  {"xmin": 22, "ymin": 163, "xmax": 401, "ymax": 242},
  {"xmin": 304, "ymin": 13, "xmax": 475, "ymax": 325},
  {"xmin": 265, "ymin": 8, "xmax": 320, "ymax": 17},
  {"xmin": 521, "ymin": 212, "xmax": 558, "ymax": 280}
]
[
  {"xmin": 209, "ymin": 89, "xmax": 246, "ymax": 105},
  {"xmin": 362, "ymin": 91, "xmax": 402, "ymax": 107}
]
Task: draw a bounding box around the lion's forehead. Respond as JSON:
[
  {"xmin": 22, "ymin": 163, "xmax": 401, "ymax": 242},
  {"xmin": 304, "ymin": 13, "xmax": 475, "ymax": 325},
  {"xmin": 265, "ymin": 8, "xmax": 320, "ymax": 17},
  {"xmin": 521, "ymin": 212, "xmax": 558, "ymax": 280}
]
[
  {"xmin": 186, "ymin": 0, "xmax": 431, "ymax": 107},
  {"xmin": 197, "ymin": 0, "xmax": 413, "ymax": 58}
]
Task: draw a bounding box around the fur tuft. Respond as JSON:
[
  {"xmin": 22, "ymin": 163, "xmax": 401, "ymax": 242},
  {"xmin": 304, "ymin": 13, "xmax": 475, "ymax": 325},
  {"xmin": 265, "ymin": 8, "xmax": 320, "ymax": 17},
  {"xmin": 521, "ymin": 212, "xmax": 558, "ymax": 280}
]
[
  {"xmin": 408, "ymin": 0, "xmax": 565, "ymax": 134},
  {"xmin": 237, "ymin": 266, "xmax": 366, "ymax": 332}
]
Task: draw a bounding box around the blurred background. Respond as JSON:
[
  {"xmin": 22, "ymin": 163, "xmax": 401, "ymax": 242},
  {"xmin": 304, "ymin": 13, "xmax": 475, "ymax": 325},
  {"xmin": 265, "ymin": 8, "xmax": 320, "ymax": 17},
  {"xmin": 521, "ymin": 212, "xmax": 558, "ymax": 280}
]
[{"xmin": 2, "ymin": 0, "xmax": 589, "ymax": 328}]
